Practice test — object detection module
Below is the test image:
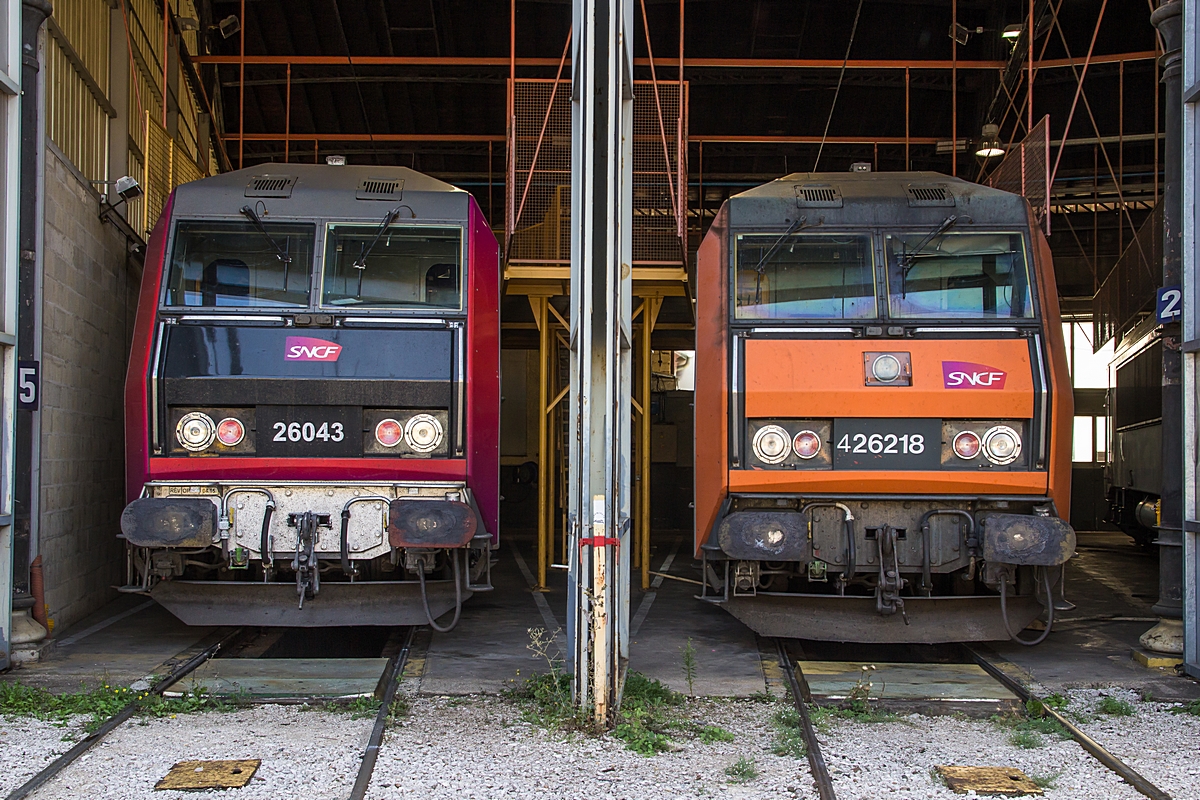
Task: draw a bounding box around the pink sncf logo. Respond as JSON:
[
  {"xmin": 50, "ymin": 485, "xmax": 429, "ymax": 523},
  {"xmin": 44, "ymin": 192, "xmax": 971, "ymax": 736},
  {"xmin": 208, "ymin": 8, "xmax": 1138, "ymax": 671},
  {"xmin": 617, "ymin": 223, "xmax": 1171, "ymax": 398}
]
[
  {"xmin": 285, "ymin": 336, "xmax": 342, "ymax": 362},
  {"xmin": 942, "ymin": 361, "xmax": 1007, "ymax": 389}
]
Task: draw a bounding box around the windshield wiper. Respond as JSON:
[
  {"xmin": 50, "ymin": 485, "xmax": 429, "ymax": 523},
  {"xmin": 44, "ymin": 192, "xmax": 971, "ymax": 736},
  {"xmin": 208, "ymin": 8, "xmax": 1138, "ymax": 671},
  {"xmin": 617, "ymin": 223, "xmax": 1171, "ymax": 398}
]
[
  {"xmin": 351, "ymin": 206, "xmax": 404, "ymax": 296},
  {"xmin": 240, "ymin": 205, "xmax": 293, "ymax": 265},
  {"xmin": 751, "ymin": 215, "xmax": 820, "ymax": 306},
  {"xmin": 899, "ymin": 214, "xmax": 971, "ymax": 298}
]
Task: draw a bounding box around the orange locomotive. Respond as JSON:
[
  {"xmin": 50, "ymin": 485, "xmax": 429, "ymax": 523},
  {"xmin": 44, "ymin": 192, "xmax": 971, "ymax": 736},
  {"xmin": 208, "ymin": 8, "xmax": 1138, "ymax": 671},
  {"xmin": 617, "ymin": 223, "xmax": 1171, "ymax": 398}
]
[{"xmin": 694, "ymin": 172, "xmax": 1074, "ymax": 643}]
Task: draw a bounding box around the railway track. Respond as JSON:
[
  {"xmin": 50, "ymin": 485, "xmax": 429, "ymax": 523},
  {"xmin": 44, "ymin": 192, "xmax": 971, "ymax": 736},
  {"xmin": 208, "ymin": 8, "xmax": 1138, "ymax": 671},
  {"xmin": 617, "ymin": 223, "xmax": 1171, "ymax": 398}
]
[
  {"xmin": 774, "ymin": 638, "xmax": 1176, "ymax": 800},
  {"xmin": 5, "ymin": 625, "xmax": 417, "ymax": 800},
  {"xmin": 5, "ymin": 627, "xmax": 244, "ymax": 800}
]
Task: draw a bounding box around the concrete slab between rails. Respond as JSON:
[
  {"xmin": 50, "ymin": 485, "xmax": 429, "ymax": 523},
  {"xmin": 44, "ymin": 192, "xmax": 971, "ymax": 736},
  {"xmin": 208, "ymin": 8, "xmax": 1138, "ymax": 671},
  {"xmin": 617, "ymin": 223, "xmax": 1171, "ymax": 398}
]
[
  {"xmin": 170, "ymin": 657, "xmax": 390, "ymax": 698},
  {"xmin": 628, "ymin": 546, "xmax": 769, "ymax": 698},
  {"xmin": 0, "ymin": 595, "xmax": 215, "ymax": 693},
  {"xmin": 417, "ymin": 538, "xmax": 564, "ymax": 695},
  {"xmin": 720, "ymin": 594, "xmax": 1043, "ymax": 644},
  {"xmin": 151, "ymin": 580, "xmax": 471, "ymax": 627},
  {"xmin": 798, "ymin": 660, "xmax": 1021, "ymax": 717}
]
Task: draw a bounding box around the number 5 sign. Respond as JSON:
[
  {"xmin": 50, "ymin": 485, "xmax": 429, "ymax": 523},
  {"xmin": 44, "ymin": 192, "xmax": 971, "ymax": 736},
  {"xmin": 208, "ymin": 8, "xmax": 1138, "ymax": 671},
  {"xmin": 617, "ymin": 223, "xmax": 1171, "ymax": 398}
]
[
  {"xmin": 1157, "ymin": 285, "xmax": 1182, "ymax": 323},
  {"xmin": 17, "ymin": 360, "xmax": 38, "ymax": 410}
]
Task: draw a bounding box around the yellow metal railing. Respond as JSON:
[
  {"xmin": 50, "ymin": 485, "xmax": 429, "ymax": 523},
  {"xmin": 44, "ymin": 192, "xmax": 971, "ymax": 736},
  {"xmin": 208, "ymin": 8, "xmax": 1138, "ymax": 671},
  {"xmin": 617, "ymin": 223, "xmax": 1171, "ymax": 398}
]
[{"xmin": 139, "ymin": 111, "xmax": 205, "ymax": 237}]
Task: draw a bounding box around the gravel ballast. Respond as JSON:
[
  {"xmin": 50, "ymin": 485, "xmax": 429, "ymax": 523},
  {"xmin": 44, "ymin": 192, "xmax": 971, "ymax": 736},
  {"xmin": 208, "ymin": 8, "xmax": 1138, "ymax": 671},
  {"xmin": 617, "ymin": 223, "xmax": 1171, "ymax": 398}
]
[
  {"xmin": 816, "ymin": 713, "xmax": 1156, "ymax": 800},
  {"xmin": 16, "ymin": 705, "xmax": 373, "ymax": 800},
  {"xmin": 0, "ymin": 716, "xmax": 85, "ymax": 796},
  {"xmin": 1064, "ymin": 688, "xmax": 1200, "ymax": 800},
  {"xmin": 367, "ymin": 696, "xmax": 817, "ymax": 800}
]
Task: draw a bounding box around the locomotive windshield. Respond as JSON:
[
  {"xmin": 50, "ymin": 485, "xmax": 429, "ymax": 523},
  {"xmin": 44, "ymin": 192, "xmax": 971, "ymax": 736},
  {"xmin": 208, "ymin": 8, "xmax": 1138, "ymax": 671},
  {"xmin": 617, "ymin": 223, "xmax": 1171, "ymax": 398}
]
[
  {"xmin": 734, "ymin": 233, "xmax": 875, "ymax": 319},
  {"xmin": 164, "ymin": 220, "xmax": 315, "ymax": 307},
  {"xmin": 322, "ymin": 224, "xmax": 462, "ymax": 309},
  {"xmin": 885, "ymin": 231, "xmax": 1034, "ymax": 319}
]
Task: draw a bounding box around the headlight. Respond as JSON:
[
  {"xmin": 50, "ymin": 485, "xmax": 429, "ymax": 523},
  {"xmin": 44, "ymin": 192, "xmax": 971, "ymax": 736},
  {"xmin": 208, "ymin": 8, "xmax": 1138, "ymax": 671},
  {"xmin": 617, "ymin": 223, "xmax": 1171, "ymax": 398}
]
[
  {"xmin": 952, "ymin": 430, "xmax": 981, "ymax": 459},
  {"xmin": 216, "ymin": 417, "xmax": 246, "ymax": 447},
  {"xmin": 752, "ymin": 424, "xmax": 791, "ymax": 464},
  {"xmin": 792, "ymin": 430, "xmax": 822, "ymax": 459},
  {"xmin": 871, "ymin": 353, "xmax": 902, "ymax": 383},
  {"xmin": 982, "ymin": 425, "xmax": 1021, "ymax": 465},
  {"xmin": 375, "ymin": 418, "xmax": 404, "ymax": 448},
  {"xmin": 404, "ymin": 413, "xmax": 444, "ymax": 454},
  {"xmin": 177, "ymin": 412, "xmax": 216, "ymax": 451}
]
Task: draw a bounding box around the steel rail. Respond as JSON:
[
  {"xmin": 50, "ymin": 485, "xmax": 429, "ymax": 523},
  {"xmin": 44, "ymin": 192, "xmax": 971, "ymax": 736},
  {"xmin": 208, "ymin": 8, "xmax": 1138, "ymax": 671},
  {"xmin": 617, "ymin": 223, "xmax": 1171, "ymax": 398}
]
[
  {"xmin": 775, "ymin": 639, "xmax": 837, "ymax": 800},
  {"xmin": 5, "ymin": 627, "xmax": 244, "ymax": 800},
  {"xmin": 966, "ymin": 647, "xmax": 1173, "ymax": 800},
  {"xmin": 348, "ymin": 626, "xmax": 416, "ymax": 800}
]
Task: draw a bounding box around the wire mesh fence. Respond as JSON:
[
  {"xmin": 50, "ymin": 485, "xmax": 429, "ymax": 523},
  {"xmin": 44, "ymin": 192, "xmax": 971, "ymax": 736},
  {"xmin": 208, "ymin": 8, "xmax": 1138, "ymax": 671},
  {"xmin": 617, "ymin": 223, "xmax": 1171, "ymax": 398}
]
[
  {"xmin": 1093, "ymin": 203, "xmax": 1162, "ymax": 351},
  {"xmin": 986, "ymin": 115, "xmax": 1050, "ymax": 236},
  {"xmin": 509, "ymin": 79, "xmax": 687, "ymax": 266},
  {"xmin": 140, "ymin": 111, "xmax": 207, "ymax": 238}
]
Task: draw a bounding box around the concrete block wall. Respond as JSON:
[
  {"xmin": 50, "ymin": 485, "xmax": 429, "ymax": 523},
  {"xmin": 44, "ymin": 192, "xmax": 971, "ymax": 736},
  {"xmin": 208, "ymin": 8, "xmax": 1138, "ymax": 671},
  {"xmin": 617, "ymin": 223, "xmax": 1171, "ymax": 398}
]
[{"xmin": 38, "ymin": 145, "xmax": 139, "ymax": 632}]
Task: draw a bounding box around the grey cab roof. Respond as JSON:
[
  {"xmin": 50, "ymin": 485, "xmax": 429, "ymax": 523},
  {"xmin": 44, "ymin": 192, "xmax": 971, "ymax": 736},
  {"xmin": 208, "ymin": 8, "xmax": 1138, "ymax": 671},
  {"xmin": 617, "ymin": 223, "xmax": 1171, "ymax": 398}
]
[
  {"xmin": 725, "ymin": 171, "xmax": 1031, "ymax": 231},
  {"xmin": 169, "ymin": 163, "xmax": 471, "ymax": 223}
]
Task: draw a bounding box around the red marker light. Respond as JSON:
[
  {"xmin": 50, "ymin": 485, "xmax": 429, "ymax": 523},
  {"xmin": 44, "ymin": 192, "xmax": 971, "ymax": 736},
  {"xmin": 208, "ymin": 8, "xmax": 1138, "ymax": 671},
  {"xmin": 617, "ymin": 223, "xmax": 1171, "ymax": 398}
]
[
  {"xmin": 793, "ymin": 430, "xmax": 822, "ymax": 459},
  {"xmin": 952, "ymin": 430, "xmax": 981, "ymax": 459},
  {"xmin": 216, "ymin": 417, "xmax": 245, "ymax": 447},
  {"xmin": 375, "ymin": 418, "xmax": 403, "ymax": 448}
]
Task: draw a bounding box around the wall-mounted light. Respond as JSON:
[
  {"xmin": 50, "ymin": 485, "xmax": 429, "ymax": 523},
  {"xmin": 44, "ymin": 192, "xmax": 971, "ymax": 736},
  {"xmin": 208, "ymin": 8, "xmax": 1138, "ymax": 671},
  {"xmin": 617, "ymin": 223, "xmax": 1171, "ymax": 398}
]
[
  {"xmin": 975, "ymin": 124, "xmax": 1005, "ymax": 158},
  {"xmin": 949, "ymin": 23, "xmax": 983, "ymax": 45},
  {"xmin": 1001, "ymin": 24, "xmax": 1024, "ymax": 41},
  {"xmin": 177, "ymin": 16, "xmax": 200, "ymax": 32},
  {"xmin": 214, "ymin": 15, "xmax": 240, "ymax": 39}
]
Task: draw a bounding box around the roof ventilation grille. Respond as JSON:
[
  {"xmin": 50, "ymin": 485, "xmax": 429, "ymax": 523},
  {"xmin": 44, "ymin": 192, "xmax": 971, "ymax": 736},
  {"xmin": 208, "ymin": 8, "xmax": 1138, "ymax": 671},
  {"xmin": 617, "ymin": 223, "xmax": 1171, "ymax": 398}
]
[
  {"xmin": 244, "ymin": 175, "xmax": 296, "ymax": 198},
  {"xmin": 906, "ymin": 184, "xmax": 955, "ymax": 207},
  {"xmin": 357, "ymin": 178, "xmax": 404, "ymax": 201},
  {"xmin": 794, "ymin": 184, "xmax": 843, "ymax": 208}
]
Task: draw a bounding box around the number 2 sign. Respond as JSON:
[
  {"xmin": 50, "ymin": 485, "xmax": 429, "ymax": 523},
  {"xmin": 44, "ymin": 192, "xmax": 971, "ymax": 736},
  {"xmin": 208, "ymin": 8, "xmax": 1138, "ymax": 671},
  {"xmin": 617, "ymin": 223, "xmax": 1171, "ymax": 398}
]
[{"xmin": 1157, "ymin": 285, "xmax": 1182, "ymax": 324}]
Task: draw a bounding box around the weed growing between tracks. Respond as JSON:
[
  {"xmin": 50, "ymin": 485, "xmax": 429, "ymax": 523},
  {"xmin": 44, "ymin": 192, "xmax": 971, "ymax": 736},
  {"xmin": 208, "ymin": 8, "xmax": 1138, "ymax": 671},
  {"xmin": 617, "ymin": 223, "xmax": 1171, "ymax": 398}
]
[
  {"xmin": 0, "ymin": 681, "xmax": 244, "ymax": 736},
  {"xmin": 1096, "ymin": 695, "xmax": 1135, "ymax": 716},
  {"xmin": 991, "ymin": 700, "xmax": 1071, "ymax": 748},
  {"xmin": 1173, "ymin": 699, "xmax": 1200, "ymax": 716},
  {"xmin": 770, "ymin": 707, "xmax": 806, "ymax": 758},
  {"xmin": 724, "ymin": 755, "xmax": 759, "ymax": 783}
]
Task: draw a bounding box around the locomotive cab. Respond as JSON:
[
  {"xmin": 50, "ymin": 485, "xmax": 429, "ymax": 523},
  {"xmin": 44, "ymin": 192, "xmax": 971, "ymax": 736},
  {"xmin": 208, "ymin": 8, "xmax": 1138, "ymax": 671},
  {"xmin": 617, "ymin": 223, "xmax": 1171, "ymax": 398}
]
[
  {"xmin": 122, "ymin": 164, "xmax": 500, "ymax": 629},
  {"xmin": 694, "ymin": 172, "xmax": 1075, "ymax": 643}
]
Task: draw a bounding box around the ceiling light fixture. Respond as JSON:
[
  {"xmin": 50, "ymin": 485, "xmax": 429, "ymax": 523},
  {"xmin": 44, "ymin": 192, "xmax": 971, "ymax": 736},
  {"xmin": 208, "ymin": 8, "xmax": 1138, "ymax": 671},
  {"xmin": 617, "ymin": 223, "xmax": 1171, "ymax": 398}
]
[{"xmin": 975, "ymin": 124, "xmax": 1006, "ymax": 158}]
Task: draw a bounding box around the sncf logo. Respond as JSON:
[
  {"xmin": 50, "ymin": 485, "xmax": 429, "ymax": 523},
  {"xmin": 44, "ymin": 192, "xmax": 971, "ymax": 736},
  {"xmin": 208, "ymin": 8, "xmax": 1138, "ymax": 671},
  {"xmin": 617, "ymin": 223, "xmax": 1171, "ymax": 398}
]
[
  {"xmin": 942, "ymin": 361, "xmax": 1007, "ymax": 389},
  {"xmin": 285, "ymin": 336, "xmax": 342, "ymax": 362}
]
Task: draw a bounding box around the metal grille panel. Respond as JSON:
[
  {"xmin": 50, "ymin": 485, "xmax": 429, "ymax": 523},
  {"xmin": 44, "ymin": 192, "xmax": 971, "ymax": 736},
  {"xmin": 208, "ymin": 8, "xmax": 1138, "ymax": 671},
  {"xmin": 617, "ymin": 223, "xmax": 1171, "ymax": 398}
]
[
  {"xmin": 1093, "ymin": 204, "xmax": 1162, "ymax": 351},
  {"xmin": 510, "ymin": 79, "xmax": 686, "ymax": 265},
  {"xmin": 986, "ymin": 115, "xmax": 1050, "ymax": 235}
]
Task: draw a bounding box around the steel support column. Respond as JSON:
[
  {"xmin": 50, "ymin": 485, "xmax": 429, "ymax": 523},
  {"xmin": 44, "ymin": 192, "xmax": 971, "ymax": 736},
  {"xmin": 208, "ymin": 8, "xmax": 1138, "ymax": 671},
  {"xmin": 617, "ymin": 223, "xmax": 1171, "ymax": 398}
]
[
  {"xmin": 639, "ymin": 296, "xmax": 661, "ymax": 591},
  {"xmin": 1183, "ymin": 0, "xmax": 1200, "ymax": 680},
  {"xmin": 567, "ymin": 0, "xmax": 633, "ymax": 728}
]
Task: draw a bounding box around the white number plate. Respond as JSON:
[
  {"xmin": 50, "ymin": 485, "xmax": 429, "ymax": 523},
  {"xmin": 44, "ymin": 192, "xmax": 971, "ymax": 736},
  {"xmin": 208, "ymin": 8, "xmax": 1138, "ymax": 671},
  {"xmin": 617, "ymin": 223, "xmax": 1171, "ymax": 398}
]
[
  {"xmin": 832, "ymin": 418, "xmax": 941, "ymax": 471},
  {"xmin": 257, "ymin": 406, "xmax": 358, "ymax": 457}
]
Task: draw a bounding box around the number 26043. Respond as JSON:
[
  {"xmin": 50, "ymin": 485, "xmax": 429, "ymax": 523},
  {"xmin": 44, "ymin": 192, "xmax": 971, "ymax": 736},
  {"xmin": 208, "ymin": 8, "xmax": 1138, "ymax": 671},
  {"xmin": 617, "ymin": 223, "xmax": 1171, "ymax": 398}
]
[
  {"xmin": 836, "ymin": 432, "xmax": 925, "ymax": 455},
  {"xmin": 272, "ymin": 421, "xmax": 344, "ymax": 443}
]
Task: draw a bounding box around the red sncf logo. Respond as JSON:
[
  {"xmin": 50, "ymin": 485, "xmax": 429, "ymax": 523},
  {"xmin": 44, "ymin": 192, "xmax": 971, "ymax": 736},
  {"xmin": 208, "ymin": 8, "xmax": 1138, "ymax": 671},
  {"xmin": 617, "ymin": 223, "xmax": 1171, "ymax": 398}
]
[
  {"xmin": 942, "ymin": 361, "xmax": 1007, "ymax": 389},
  {"xmin": 285, "ymin": 336, "xmax": 342, "ymax": 362}
]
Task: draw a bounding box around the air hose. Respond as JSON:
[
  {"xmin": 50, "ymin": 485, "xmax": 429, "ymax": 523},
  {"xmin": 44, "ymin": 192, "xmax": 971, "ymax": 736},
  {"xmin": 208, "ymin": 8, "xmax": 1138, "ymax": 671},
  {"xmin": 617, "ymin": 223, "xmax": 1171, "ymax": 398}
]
[
  {"xmin": 259, "ymin": 501, "xmax": 275, "ymax": 579},
  {"xmin": 418, "ymin": 549, "xmax": 463, "ymax": 633},
  {"xmin": 999, "ymin": 566, "xmax": 1055, "ymax": 646}
]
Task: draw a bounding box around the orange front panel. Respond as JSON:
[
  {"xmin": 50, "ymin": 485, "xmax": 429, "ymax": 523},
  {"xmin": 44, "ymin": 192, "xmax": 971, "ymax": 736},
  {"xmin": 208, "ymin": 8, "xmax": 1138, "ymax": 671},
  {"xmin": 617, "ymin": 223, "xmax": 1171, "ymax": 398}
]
[
  {"xmin": 728, "ymin": 469, "xmax": 1048, "ymax": 495},
  {"xmin": 743, "ymin": 338, "xmax": 1034, "ymax": 419}
]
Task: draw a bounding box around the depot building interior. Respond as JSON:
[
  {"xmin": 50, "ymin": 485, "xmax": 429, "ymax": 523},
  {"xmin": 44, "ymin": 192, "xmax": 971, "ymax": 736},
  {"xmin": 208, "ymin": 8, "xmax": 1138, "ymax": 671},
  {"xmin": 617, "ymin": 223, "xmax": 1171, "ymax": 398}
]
[{"xmin": 3, "ymin": 0, "xmax": 1191, "ymax": 687}]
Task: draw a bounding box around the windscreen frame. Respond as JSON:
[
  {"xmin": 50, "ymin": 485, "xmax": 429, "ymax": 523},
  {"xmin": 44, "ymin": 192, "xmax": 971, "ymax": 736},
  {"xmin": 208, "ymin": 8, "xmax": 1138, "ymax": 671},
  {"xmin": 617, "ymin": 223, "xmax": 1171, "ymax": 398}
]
[
  {"xmin": 160, "ymin": 217, "xmax": 318, "ymax": 311},
  {"xmin": 729, "ymin": 229, "xmax": 879, "ymax": 323},
  {"xmin": 318, "ymin": 221, "xmax": 468, "ymax": 314},
  {"xmin": 882, "ymin": 228, "xmax": 1040, "ymax": 322}
]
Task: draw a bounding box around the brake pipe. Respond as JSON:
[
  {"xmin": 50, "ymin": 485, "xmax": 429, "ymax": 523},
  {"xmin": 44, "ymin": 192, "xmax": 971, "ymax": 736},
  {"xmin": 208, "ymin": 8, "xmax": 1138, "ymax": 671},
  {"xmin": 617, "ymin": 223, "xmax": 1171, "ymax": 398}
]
[
  {"xmin": 339, "ymin": 495, "xmax": 394, "ymax": 579},
  {"xmin": 999, "ymin": 566, "xmax": 1055, "ymax": 646},
  {"xmin": 220, "ymin": 487, "xmax": 277, "ymax": 573},
  {"xmin": 915, "ymin": 509, "xmax": 975, "ymax": 597},
  {"xmin": 802, "ymin": 502, "xmax": 855, "ymax": 592}
]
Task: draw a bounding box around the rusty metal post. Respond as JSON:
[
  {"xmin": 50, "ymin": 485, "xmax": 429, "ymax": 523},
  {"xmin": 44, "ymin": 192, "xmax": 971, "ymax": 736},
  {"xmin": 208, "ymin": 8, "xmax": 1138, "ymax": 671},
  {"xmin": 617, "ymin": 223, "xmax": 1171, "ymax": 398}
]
[
  {"xmin": 951, "ymin": 0, "xmax": 957, "ymax": 176},
  {"xmin": 239, "ymin": 0, "xmax": 245, "ymax": 168},
  {"xmin": 284, "ymin": 64, "xmax": 291, "ymax": 162}
]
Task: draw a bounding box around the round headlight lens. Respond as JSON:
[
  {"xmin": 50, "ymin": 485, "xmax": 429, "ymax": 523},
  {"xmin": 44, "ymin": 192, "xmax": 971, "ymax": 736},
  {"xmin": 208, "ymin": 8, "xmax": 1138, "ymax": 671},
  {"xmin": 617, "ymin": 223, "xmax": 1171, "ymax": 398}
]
[
  {"xmin": 792, "ymin": 430, "xmax": 822, "ymax": 459},
  {"xmin": 952, "ymin": 430, "xmax": 981, "ymax": 459},
  {"xmin": 871, "ymin": 354, "xmax": 902, "ymax": 383},
  {"xmin": 216, "ymin": 417, "xmax": 245, "ymax": 447},
  {"xmin": 752, "ymin": 424, "xmax": 791, "ymax": 464},
  {"xmin": 982, "ymin": 425, "xmax": 1022, "ymax": 465},
  {"xmin": 404, "ymin": 414, "xmax": 444, "ymax": 453},
  {"xmin": 375, "ymin": 418, "xmax": 404, "ymax": 448},
  {"xmin": 177, "ymin": 412, "xmax": 216, "ymax": 452}
]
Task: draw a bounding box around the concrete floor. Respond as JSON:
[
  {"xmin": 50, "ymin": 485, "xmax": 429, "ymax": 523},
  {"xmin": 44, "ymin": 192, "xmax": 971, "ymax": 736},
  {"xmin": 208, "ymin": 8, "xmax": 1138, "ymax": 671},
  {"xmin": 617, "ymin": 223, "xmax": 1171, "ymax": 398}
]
[{"xmin": 2, "ymin": 529, "xmax": 1197, "ymax": 704}]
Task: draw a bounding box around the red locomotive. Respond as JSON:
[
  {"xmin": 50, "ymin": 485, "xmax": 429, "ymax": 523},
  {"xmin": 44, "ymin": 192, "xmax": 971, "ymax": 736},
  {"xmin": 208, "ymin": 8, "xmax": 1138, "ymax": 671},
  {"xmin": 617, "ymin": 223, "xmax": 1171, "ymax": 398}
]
[{"xmin": 121, "ymin": 164, "xmax": 499, "ymax": 629}]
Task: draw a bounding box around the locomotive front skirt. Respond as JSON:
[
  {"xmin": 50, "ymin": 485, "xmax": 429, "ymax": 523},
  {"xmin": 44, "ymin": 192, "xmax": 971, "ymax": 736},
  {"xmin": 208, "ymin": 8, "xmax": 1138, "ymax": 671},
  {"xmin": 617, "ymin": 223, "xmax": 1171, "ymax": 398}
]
[
  {"xmin": 121, "ymin": 164, "xmax": 500, "ymax": 628},
  {"xmin": 694, "ymin": 171, "xmax": 1076, "ymax": 643}
]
